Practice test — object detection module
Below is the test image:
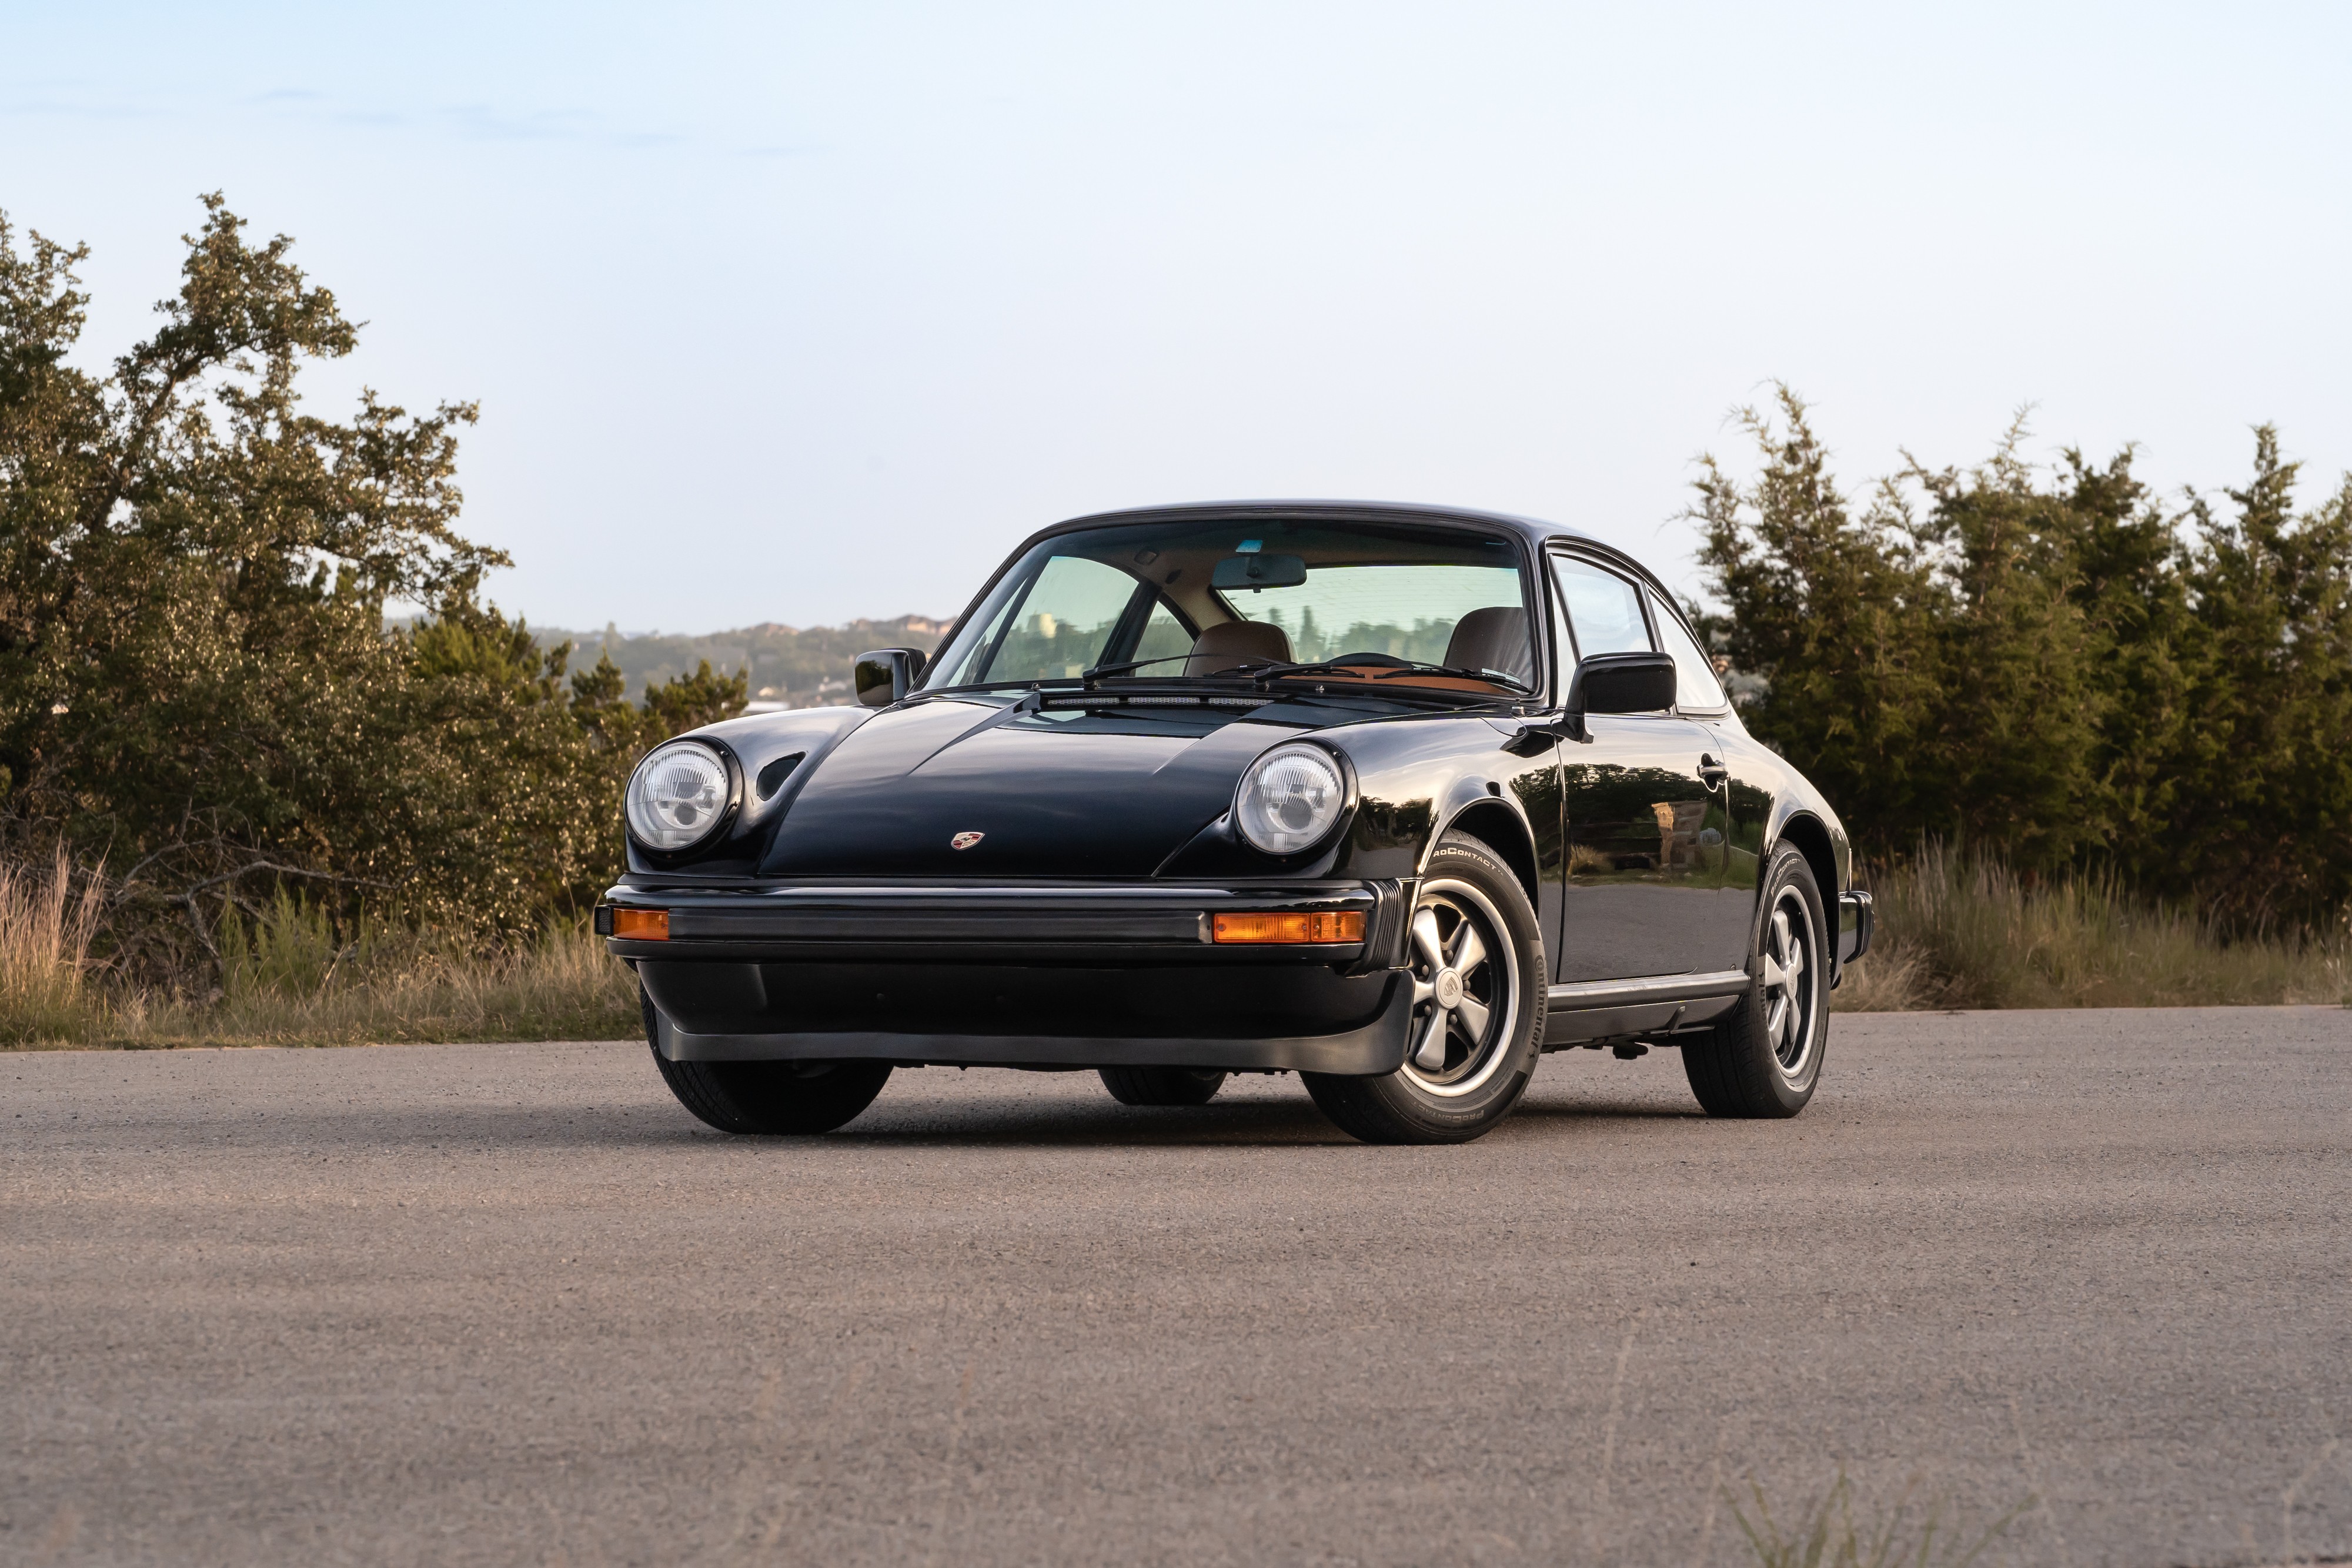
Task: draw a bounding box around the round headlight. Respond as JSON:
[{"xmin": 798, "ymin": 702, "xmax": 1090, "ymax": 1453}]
[
  {"xmin": 1234, "ymin": 744, "xmax": 1346, "ymax": 855},
  {"xmin": 627, "ymin": 741, "xmax": 732, "ymax": 851}
]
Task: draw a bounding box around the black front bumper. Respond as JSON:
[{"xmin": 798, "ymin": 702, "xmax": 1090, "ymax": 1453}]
[{"xmin": 603, "ymin": 880, "xmax": 1416, "ymax": 1073}]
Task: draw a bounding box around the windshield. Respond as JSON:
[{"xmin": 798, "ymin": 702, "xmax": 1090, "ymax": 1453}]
[{"xmin": 924, "ymin": 516, "xmax": 1534, "ymax": 694}]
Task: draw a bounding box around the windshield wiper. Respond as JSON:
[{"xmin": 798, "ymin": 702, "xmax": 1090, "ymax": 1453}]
[
  {"xmin": 913, "ymin": 678, "xmax": 1081, "ymax": 700},
  {"xmin": 1389, "ymin": 661, "xmax": 1535, "ymax": 693},
  {"xmin": 1246, "ymin": 655, "xmax": 1533, "ymax": 694},
  {"xmin": 926, "ymin": 653, "xmax": 1262, "ymax": 686},
  {"xmin": 914, "ymin": 665, "xmax": 1254, "ymax": 701},
  {"xmin": 921, "ymin": 653, "xmax": 1529, "ymax": 703},
  {"xmin": 1078, "ymin": 654, "xmax": 1197, "ymax": 680}
]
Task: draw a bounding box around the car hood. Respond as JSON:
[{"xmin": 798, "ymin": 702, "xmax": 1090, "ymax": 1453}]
[{"xmin": 758, "ymin": 697, "xmax": 1315, "ymax": 877}]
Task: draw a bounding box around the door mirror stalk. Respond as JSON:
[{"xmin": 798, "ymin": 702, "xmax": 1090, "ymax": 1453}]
[{"xmin": 1504, "ymin": 717, "xmax": 1582, "ymax": 754}]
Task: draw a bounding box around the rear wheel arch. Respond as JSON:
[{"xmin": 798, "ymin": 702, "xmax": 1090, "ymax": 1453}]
[
  {"xmin": 1682, "ymin": 841, "xmax": 1827, "ymax": 1118},
  {"xmin": 1771, "ymin": 812, "xmax": 1839, "ymax": 911}
]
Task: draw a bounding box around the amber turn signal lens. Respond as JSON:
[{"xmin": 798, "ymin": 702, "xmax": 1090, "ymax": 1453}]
[
  {"xmin": 612, "ymin": 907, "xmax": 669, "ymax": 941},
  {"xmin": 1211, "ymin": 910, "xmax": 1365, "ymax": 944}
]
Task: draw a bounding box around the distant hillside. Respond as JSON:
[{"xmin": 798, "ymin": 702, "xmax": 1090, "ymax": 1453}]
[{"xmin": 534, "ymin": 616, "xmax": 948, "ymax": 710}]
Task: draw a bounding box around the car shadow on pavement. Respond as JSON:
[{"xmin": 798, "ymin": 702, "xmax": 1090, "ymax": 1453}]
[
  {"xmin": 102, "ymin": 1085, "xmax": 1700, "ymax": 1154},
  {"xmin": 833, "ymin": 1089, "xmax": 1706, "ymax": 1148},
  {"xmin": 1506, "ymin": 1095, "xmax": 1707, "ymax": 1122},
  {"xmin": 55, "ymin": 1102, "xmax": 723, "ymax": 1151},
  {"xmin": 836, "ymin": 1097, "xmax": 1358, "ymax": 1148},
  {"xmin": 100, "ymin": 1096, "xmax": 1359, "ymax": 1152}
]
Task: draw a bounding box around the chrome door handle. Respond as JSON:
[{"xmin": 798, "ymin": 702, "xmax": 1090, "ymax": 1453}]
[{"xmin": 1698, "ymin": 754, "xmax": 1729, "ymax": 788}]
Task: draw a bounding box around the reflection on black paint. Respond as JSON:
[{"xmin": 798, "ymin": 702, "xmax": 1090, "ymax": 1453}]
[
  {"xmin": 1559, "ymin": 718, "xmax": 1729, "ymax": 981},
  {"xmin": 1351, "ymin": 797, "xmax": 1436, "ymax": 856}
]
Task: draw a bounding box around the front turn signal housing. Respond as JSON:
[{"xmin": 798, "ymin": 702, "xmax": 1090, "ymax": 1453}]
[
  {"xmin": 1211, "ymin": 910, "xmax": 1365, "ymax": 944},
  {"xmin": 611, "ymin": 907, "xmax": 670, "ymax": 941}
]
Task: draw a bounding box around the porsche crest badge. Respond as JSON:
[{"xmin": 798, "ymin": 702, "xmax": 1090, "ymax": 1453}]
[{"xmin": 950, "ymin": 831, "xmax": 985, "ymax": 850}]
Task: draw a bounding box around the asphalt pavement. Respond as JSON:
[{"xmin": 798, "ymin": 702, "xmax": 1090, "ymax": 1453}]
[{"xmin": 4, "ymin": 1007, "xmax": 2348, "ymax": 1567}]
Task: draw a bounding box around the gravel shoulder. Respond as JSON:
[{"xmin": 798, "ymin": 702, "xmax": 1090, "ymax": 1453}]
[{"xmin": 4, "ymin": 1007, "xmax": 2348, "ymax": 1566}]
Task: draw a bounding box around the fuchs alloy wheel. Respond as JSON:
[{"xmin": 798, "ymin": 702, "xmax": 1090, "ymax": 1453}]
[
  {"xmin": 642, "ymin": 987, "xmax": 891, "ymax": 1135},
  {"xmin": 1682, "ymin": 844, "xmax": 1828, "ymax": 1118},
  {"xmin": 1098, "ymin": 1067, "xmax": 1228, "ymax": 1106},
  {"xmin": 1303, "ymin": 834, "xmax": 1546, "ymax": 1144}
]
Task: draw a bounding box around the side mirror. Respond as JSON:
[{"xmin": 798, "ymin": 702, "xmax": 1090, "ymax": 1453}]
[
  {"xmin": 854, "ymin": 647, "xmax": 927, "ymax": 707},
  {"xmin": 1566, "ymin": 651, "xmax": 1676, "ymax": 716}
]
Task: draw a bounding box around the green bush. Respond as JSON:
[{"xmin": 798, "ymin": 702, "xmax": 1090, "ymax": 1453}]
[
  {"xmin": 1695, "ymin": 390, "xmax": 2352, "ymax": 933},
  {"xmin": 0, "ymin": 198, "xmax": 741, "ymax": 985},
  {"xmin": 8, "ymin": 201, "xmax": 2348, "ymax": 1025}
]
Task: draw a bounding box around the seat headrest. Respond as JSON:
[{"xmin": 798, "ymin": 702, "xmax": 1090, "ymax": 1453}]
[
  {"xmin": 1443, "ymin": 607, "xmax": 1533, "ymax": 684},
  {"xmin": 1184, "ymin": 619, "xmax": 1294, "ymax": 677}
]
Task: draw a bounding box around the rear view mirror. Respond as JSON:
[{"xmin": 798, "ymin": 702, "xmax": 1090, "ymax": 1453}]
[
  {"xmin": 1566, "ymin": 651, "xmax": 1676, "ymax": 715},
  {"xmin": 1211, "ymin": 553, "xmax": 1308, "ymax": 591},
  {"xmin": 854, "ymin": 647, "xmax": 927, "ymax": 707}
]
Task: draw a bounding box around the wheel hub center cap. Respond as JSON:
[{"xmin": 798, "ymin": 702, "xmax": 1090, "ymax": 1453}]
[{"xmin": 1433, "ymin": 969, "xmax": 1464, "ymax": 1009}]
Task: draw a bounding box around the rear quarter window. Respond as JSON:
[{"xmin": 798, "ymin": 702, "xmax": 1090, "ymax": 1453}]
[{"xmin": 1649, "ymin": 590, "xmax": 1728, "ymax": 709}]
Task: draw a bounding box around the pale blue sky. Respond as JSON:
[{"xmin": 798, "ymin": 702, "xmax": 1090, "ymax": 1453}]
[{"xmin": 6, "ymin": 2, "xmax": 2348, "ymax": 631}]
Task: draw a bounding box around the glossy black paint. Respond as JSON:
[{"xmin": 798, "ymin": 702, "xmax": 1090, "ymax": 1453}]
[
  {"xmin": 607, "ymin": 500, "xmax": 1860, "ymax": 1067},
  {"xmin": 1559, "ymin": 715, "xmax": 1732, "ymax": 981},
  {"xmin": 623, "ymin": 706, "xmax": 869, "ymax": 881},
  {"xmin": 761, "ymin": 700, "xmax": 1288, "ymax": 879}
]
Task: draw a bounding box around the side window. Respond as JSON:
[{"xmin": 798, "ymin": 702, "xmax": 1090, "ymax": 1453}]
[
  {"xmin": 1549, "ymin": 555, "xmax": 1653, "ymax": 660},
  {"xmin": 1649, "ymin": 590, "xmax": 1727, "ymax": 710},
  {"xmin": 1130, "ymin": 598, "xmax": 1195, "ymax": 673}
]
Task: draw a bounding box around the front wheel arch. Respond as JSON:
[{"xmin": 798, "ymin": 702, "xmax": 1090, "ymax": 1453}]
[
  {"xmin": 1428, "ymin": 797, "xmax": 1541, "ymax": 914},
  {"xmin": 1304, "ymin": 832, "xmax": 1546, "ymax": 1144}
]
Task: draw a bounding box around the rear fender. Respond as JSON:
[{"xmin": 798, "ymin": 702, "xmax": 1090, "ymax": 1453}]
[{"xmin": 1762, "ymin": 805, "xmax": 1847, "ymax": 980}]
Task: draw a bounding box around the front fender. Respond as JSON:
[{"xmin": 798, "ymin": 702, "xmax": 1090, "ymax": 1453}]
[
  {"xmin": 626, "ymin": 706, "xmax": 871, "ymax": 877},
  {"xmin": 1325, "ymin": 716, "xmax": 1556, "ymax": 911}
]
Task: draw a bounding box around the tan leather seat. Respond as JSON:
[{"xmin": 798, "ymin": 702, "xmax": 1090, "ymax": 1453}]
[
  {"xmin": 1443, "ymin": 607, "xmax": 1533, "ymax": 684},
  {"xmin": 1185, "ymin": 620, "xmax": 1294, "ymax": 677}
]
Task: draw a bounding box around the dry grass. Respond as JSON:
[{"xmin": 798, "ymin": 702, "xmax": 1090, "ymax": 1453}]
[
  {"xmin": 155, "ymin": 915, "xmax": 642, "ymax": 1048},
  {"xmin": 11, "ymin": 838, "xmax": 2349, "ymax": 1047},
  {"xmin": 1, "ymin": 865, "xmax": 638, "ymax": 1049},
  {"xmin": 1833, "ymin": 842, "xmax": 2352, "ymax": 1012},
  {"xmin": 1730, "ymin": 1473, "xmax": 2029, "ymax": 1568},
  {"xmin": 0, "ymin": 848, "xmax": 108, "ymax": 1045}
]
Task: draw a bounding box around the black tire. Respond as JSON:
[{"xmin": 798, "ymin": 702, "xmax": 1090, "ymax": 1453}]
[
  {"xmin": 642, "ymin": 987, "xmax": 891, "ymax": 1135},
  {"xmin": 1098, "ymin": 1066, "xmax": 1228, "ymax": 1106},
  {"xmin": 1682, "ymin": 844, "xmax": 1828, "ymax": 1118},
  {"xmin": 1301, "ymin": 834, "xmax": 1546, "ymax": 1145}
]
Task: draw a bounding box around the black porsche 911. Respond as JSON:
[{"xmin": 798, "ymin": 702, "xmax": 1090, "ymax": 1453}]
[{"xmin": 599, "ymin": 501, "xmax": 1873, "ymax": 1144}]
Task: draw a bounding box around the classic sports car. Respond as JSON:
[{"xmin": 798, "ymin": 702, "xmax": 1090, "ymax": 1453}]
[{"xmin": 600, "ymin": 502, "xmax": 1872, "ymax": 1144}]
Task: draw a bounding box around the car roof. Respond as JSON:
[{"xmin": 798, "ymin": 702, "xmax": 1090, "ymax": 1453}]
[
  {"xmin": 1034, "ymin": 499, "xmax": 1673, "ymax": 600},
  {"xmin": 1044, "ymin": 498, "xmax": 1581, "ymax": 546}
]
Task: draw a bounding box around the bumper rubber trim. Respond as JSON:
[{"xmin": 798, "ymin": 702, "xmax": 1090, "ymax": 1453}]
[
  {"xmin": 1838, "ymin": 889, "xmax": 1875, "ymax": 968},
  {"xmin": 650, "ymin": 972, "xmax": 1413, "ymax": 1075}
]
